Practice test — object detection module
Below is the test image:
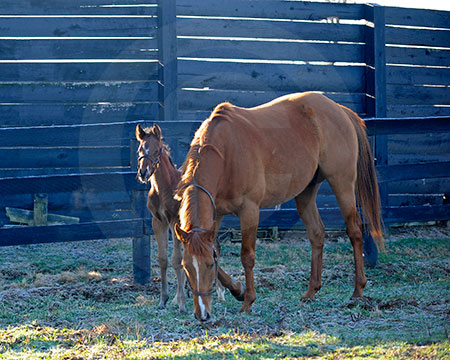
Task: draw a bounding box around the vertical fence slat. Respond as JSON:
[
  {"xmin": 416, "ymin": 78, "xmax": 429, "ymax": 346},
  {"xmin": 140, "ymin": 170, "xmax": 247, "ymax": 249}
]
[{"xmin": 158, "ymin": 0, "xmax": 178, "ymax": 121}]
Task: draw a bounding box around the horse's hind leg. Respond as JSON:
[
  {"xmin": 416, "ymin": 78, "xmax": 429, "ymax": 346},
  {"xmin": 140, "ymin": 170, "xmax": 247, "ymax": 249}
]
[
  {"xmin": 153, "ymin": 217, "xmax": 170, "ymax": 309},
  {"xmin": 294, "ymin": 183, "xmax": 325, "ymax": 299},
  {"xmin": 328, "ymin": 177, "xmax": 366, "ymax": 298},
  {"xmin": 170, "ymin": 225, "xmax": 186, "ymax": 313}
]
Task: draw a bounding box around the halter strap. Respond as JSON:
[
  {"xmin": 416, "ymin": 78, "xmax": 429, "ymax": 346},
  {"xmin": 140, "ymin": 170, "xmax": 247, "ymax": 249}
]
[
  {"xmin": 185, "ymin": 248, "xmax": 218, "ymax": 297},
  {"xmin": 192, "ymin": 183, "xmax": 217, "ymax": 221},
  {"xmin": 138, "ymin": 147, "xmax": 163, "ymax": 173}
]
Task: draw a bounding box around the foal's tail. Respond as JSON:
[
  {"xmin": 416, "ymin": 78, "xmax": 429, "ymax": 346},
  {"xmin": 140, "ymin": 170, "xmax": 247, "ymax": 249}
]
[{"xmin": 342, "ymin": 106, "xmax": 385, "ymax": 251}]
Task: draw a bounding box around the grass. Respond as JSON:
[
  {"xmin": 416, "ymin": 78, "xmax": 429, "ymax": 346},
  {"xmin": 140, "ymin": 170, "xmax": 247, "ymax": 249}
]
[{"xmin": 0, "ymin": 226, "xmax": 449, "ymax": 359}]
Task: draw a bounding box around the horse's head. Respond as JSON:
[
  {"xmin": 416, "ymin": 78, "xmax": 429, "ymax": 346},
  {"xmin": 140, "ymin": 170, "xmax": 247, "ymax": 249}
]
[
  {"xmin": 174, "ymin": 224, "xmax": 217, "ymax": 322},
  {"xmin": 135, "ymin": 124, "xmax": 163, "ymax": 183}
]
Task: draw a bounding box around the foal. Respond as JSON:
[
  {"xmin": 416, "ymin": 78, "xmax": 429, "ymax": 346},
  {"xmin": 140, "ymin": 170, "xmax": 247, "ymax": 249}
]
[{"xmin": 136, "ymin": 124, "xmax": 186, "ymax": 312}]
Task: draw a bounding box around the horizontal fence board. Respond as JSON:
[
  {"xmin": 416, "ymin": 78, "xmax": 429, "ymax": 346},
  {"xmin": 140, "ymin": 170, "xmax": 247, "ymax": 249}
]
[
  {"xmin": 0, "ymin": 147, "xmax": 130, "ymax": 169},
  {"xmin": 364, "ymin": 116, "xmax": 450, "ymax": 135},
  {"xmin": 385, "ymin": 6, "xmax": 450, "ymax": 28},
  {"xmin": 178, "ymin": 60, "xmax": 365, "ymax": 93},
  {"xmin": 220, "ymin": 204, "xmax": 450, "ymax": 230},
  {"xmin": 0, "ymin": 191, "xmax": 132, "ymax": 213},
  {"xmin": 177, "ymin": 0, "xmax": 365, "ymax": 21},
  {"xmin": 0, "ymin": 81, "xmax": 161, "ymax": 103},
  {"xmin": 177, "ymin": 17, "xmax": 365, "ymax": 43},
  {"xmin": 389, "ymin": 178, "xmax": 450, "ymax": 196},
  {"xmin": 387, "ymin": 65, "xmax": 450, "ymax": 86},
  {"xmin": 0, "ymin": 172, "xmax": 145, "ymax": 195},
  {"xmin": 179, "ymin": 110, "xmax": 211, "ymax": 121},
  {"xmin": 178, "ymin": 38, "xmax": 364, "ymax": 63},
  {"xmin": 0, "ymin": 62, "xmax": 160, "ymax": 82},
  {"xmin": 0, "ymin": 121, "xmax": 201, "ymax": 147},
  {"xmin": 386, "ymin": 26, "xmax": 450, "ymax": 48},
  {"xmin": 0, "ymin": 0, "xmax": 157, "ymax": 15},
  {"xmin": 377, "ymin": 161, "xmax": 450, "ymax": 183},
  {"xmin": 0, "ymin": 39, "xmax": 158, "ymax": 60},
  {"xmin": 179, "ymin": 89, "xmax": 366, "ymax": 114},
  {"xmin": 0, "ymin": 219, "xmax": 143, "ymax": 247},
  {"xmin": 387, "ymin": 105, "xmax": 450, "ymax": 117},
  {"xmin": 386, "ymin": 46, "xmax": 450, "ymax": 66},
  {"xmin": 0, "ymin": 17, "xmax": 157, "ymax": 37},
  {"xmin": 386, "ymin": 84, "xmax": 450, "ymax": 106},
  {"xmin": 0, "ymin": 103, "xmax": 161, "ymax": 127}
]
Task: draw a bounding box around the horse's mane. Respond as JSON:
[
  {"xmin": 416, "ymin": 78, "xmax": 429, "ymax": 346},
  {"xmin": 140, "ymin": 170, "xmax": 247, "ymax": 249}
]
[
  {"xmin": 184, "ymin": 231, "xmax": 212, "ymax": 256},
  {"xmin": 175, "ymin": 102, "xmax": 232, "ymax": 200}
]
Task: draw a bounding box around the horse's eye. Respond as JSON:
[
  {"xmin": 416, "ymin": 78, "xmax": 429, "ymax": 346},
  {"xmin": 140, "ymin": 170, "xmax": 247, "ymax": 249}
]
[{"xmin": 209, "ymin": 263, "xmax": 214, "ymax": 270}]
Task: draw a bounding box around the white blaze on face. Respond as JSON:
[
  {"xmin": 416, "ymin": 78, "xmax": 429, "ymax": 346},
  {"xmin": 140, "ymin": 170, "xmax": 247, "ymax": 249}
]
[{"xmin": 192, "ymin": 256, "xmax": 206, "ymax": 318}]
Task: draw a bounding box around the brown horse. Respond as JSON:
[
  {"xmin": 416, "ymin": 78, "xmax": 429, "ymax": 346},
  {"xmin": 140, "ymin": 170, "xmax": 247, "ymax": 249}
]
[
  {"xmin": 174, "ymin": 92, "xmax": 384, "ymax": 321},
  {"xmin": 136, "ymin": 124, "xmax": 187, "ymax": 312}
]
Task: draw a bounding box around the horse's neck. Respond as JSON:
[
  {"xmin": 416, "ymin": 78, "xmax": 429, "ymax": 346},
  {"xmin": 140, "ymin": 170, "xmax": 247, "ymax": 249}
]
[
  {"xmin": 182, "ymin": 184, "xmax": 216, "ymax": 232},
  {"xmin": 151, "ymin": 151, "xmax": 180, "ymax": 200}
]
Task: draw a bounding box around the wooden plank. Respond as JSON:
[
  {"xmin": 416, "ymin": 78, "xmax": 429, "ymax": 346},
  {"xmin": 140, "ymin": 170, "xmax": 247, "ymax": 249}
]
[
  {"xmin": 177, "ymin": 17, "xmax": 365, "ymax": 43},
  {"xmin": 0, "ymin": 17, "xmax": 157, "ymax": 37},
  {"xmin": 0, "ymin": 102, "xmax": 161, "ymax": 127},
  {"xmin": 0, "ymin": 219, "xmax": 144, "ymax": 247},
  {"xmin": 0, "ymin": 172, "xmax": 146, "ymax": 195},
  {"xmin": 387, "ymin": 65, "xmax": 450, "ymax": 86},
  {"xmin": 377, "ymin": 161, "xmax": 450, "ymax": 183},
  {"xmin": 177, "ymin": 38, "xmax": 364, "ymax": 63},
  {"xmin": 364, "ymin": 116, "xmax": 450, "ymax": 135},
  {"xmin": 0, "ymin": 0, "xmax": 157, "ymax": 15},
  {"xmin": 6, "ymin": 207, "xmax": 80, "ymax": 226},
  {"xmin": 386, "ymin": 26, "xmax": 450, "ymax": 48},
  {"xmin": 221, "ymin": 204, "xmax": 450, "ymax": 230},
  {"xmin": 387, "ymin": 84, "xmax": 450, "ymax": 106},
  {"xmin": 177, "ymin": 0, "xmax": 365, "ymax": 21},
  {"xmin": 178, "ymin": 60, "xmax": 366, "ymax": 93},
  {"xmin": 0, "ymin": 39, "xmax": 158, "ymax": 60},
  {"xmin": 158, "ymin": 0, "xmax": 178, "ymax": 121},
  {"xmin": 387, "ymin": 105, "xmax": 450, "ymax": 117},
  {"xmin": 386, "ymin": 46, "xmax": 450, "ymax": 66},
  {"xmin": 0, "ymin": 62, "xmax": 160, "ymax": 82},
  {"xmin": 179, "ymin": 89, "xmax": 366, "ymax": 114},
  {"xmin": 0, "ymin": 121, "xmax": 200, "ymax": 147},
  {"xmin": 0, "ymin": 81, "xmax": 161, "ymax": 103},
  {"xmin": 0, "ymin": 146, "xmax": 130, "ymax": 169},
  {"xmin": 385, "ymin": 6, "xmax": 450, "ymax": 28}
]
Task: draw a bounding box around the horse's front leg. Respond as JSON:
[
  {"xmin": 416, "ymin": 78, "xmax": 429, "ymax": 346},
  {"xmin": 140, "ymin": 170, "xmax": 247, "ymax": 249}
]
[
  {"xmin": 238, "ymin": 205, "xmax": 259, "ymax": 313},
  {"xmin": 217, "ymin": 266, "xmax": 245, "ymax": 301}
]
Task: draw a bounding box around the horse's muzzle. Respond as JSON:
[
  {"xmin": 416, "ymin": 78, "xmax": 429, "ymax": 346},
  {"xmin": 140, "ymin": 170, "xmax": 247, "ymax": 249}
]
[{"xmin": 195, "ymin": 312, "xmax": 211, "ymax": 322}]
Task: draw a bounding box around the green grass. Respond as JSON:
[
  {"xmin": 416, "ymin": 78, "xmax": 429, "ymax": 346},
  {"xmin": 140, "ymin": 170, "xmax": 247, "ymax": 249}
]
[{"xmin": 0, "ymin": 227, "xmax": 449, "ymax": 359}]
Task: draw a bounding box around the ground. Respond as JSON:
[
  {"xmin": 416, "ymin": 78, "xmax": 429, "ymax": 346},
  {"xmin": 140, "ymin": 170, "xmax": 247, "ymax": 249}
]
[{"xmin": 0, "ymin": 226, "xmax": 449, "ymax": 359}]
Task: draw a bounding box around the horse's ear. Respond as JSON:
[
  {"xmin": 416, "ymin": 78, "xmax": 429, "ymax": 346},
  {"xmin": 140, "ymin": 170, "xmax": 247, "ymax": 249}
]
[
  {"xmin": 151, "ymin": 124, "xmax": 162, "ymax": 140},
  {"xmin": 136, "ymin": 124, "xmax": 146, "ymax": 142},
  {"xmin": 174, "ymin": 223, "xmax": 189, "ymax": 244}
]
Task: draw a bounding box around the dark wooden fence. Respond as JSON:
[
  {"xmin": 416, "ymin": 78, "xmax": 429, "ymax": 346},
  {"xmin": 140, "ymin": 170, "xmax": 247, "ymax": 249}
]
[{"xmin": 1, "ymin": 0, "xmax": 449, "ymax": 283}]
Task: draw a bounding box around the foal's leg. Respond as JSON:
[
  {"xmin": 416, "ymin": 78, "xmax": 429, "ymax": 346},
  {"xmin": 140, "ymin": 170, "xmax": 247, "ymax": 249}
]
[
  {"xmin": 170, "ymin": 224, "xmax": 186, "ymax": 313},
  {"xmin": 238, "ymin": 204, "xmax": 260, "ymax": 313},
  {"xmin": 328, "ymin": 178, "xmax": 366, "ymax": 298},
  {"xmin": 294, "ymin": 183, "xmax": 325, "ymax": 299},
  {"xmin": 153, "ymin": 216, "xmax": 170, "ymax": 309}
]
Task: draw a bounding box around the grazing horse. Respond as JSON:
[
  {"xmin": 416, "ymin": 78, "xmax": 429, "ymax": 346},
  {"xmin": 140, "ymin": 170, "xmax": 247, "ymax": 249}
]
[
  {"xmin": 135, "ymin": 124, "xmax": 187, "ymax": 312},
  {"xmin": 174, "ymin": 92, "xmax": 384, "ymax": 322}
]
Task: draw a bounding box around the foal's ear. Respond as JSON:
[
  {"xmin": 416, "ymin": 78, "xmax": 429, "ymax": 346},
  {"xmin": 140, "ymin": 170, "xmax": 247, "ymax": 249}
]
[
  {"xmin": 174, "ymin": 223, "xmax": 189, "ymax": 244},
  {"xmin": 151, "ymin": 124, "xmax": 162, "ymax": 140},
  {"xmin": 136, "ymin": 124, "xmax": 146, "ymax": 142}
]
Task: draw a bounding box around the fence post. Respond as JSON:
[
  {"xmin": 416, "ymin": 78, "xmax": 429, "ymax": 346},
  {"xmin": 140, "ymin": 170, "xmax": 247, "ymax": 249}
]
[
  {"xmin": 33, "ymin": 193, "xmax": 48, "ymax": 226},
  {"xmin": 158, "ymin": 0, "xmax": 178, "ymax": 121},
  {"xmin": 130, "ymin": 138, "xmax": 151, "ymax": 285},
  {"xmin": 364, "ymin": 4, "xmax": 387, "ymax": 266}
]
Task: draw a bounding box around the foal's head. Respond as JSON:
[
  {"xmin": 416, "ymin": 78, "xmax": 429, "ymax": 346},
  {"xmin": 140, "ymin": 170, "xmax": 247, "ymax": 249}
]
[
  {"xmin": 135, "ymin": 124, "xmax": 163, "ymax": 183},
  {"xmin": 174, "ymin": 224, "xmax": 217, "ymax": 322}
]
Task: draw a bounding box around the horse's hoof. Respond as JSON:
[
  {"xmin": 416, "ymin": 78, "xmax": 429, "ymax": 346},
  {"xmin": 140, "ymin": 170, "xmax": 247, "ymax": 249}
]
[
  {"xmin": 238, "ymin": 304, "xmax": 251, "ymax": 313},
  {"xmin": 232, "ymin": 282, "xmax": 245, "ymax": 302},
  {"xmin": 178, "ymin": 306, "xmax": 187, "ymax": 314},
  {"xmin": 158, "ymin": 296, "xmax": 169, "ymax": 309}
]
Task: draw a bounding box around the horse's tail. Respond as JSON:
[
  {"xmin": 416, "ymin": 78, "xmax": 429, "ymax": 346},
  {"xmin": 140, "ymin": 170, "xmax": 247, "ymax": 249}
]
[{"xmin": 341, "ymin": 106, "xmax": 385, "ymax": 251}]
